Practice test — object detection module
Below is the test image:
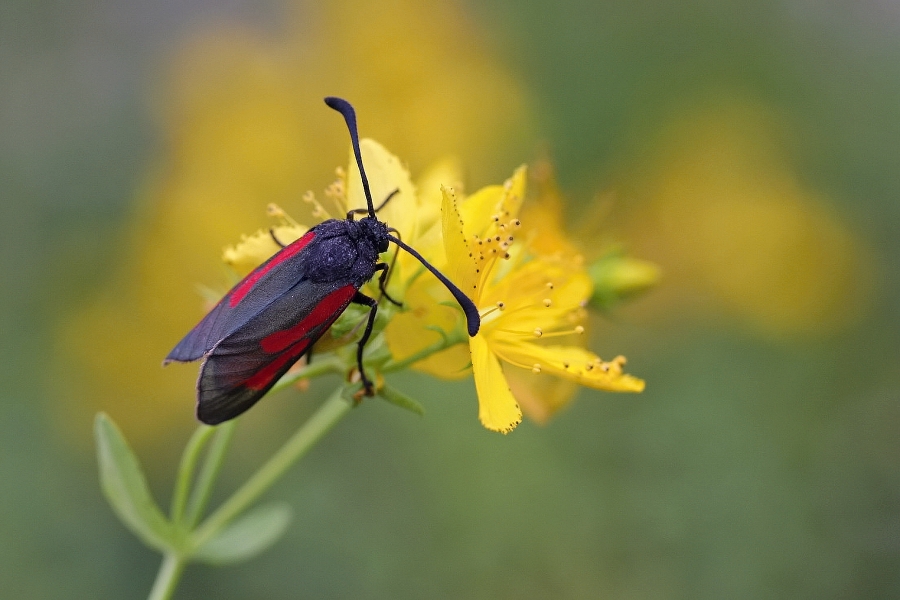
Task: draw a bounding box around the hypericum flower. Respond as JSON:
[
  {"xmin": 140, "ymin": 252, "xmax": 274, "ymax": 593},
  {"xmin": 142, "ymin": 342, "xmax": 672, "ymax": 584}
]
[{"xmin": 442, "ymin": 167, "xmax": 645, "ymax": 433}]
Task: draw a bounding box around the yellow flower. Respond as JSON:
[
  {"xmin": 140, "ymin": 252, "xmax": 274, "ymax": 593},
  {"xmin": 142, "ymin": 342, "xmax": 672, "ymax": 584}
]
[{"xmin": 443, "ymin": 167, "xmax": 645, "ymax": 433}]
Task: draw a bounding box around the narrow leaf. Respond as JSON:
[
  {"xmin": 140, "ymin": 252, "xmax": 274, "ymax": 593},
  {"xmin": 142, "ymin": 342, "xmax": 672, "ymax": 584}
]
[
  {"xmin": 378, "ymin": 384, "xmax": 425, "ymax": 416},
  {"xmin": 94, "ymin": 413, "xmax": 175, "ymax": 552},
  {"xmin": 192, "ymin": 503, "xmax": 292, "ymax": 565}
]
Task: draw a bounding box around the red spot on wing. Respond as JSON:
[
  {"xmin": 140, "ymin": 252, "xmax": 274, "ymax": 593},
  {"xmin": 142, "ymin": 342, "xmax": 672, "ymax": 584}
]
[
  {"xmin": 260, "ymin": 285, "xmax": 357, "ymax": 353},
  {"xmin": 244, "ymin": 339, "xmax": 310, "ymax": 391},
  {"xmin": 229, "ymin": 231, "xmax": 315, "ymax": 308}
]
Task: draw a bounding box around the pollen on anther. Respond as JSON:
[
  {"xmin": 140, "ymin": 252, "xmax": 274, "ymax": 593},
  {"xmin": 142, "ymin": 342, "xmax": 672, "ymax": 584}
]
[
  {"xmin": 575, "ymin": 325, "xmax": 585, "ymax": 334},
  {"xmin": 586, "ymin": 363, "xmax": 594, "ymax": 371},
  {"xmin": 532, "ymin": 364, "xmax": 542, "ymax": 374},
  {"xmin": 497, "ymin": 301, "xmax": 506, "ymax": 310},
  {"xmin": 543, "ymin": 298, "xmax": 552, "ymax": 308},
  {"xmin": 533, "ymin": 327, "xmax": 543, "ymax": 338},
  {"xmin": 546, "ymin": 282, "xmax": 554, "ymax": 290}
]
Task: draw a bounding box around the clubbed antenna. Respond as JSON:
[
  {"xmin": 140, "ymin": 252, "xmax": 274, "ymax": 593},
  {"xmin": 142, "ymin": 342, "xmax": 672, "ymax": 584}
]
[
  {"xmin": 324, "ymin": 97, "xmax": 376, "ymax": 217},
  {"xmin": 326, "ymin": 96, "xmax": 481, "ymax": 337}
]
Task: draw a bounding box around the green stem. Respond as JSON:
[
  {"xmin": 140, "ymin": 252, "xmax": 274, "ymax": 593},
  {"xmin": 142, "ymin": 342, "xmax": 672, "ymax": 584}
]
[
  {"xmin": 169, "ymin": 425, "xmax": 216, "ymax": 526},
  {"xmin": 190, "ymin": 388, "xmax": 352, "ymax": 549},
  {"xmin": 183, "ymin": 421, "xmax": 237, "ymax": 528},
  {"xmin": 271, "ymin": 356, "xmax": 345, "ymax": 393},
  {"xmin": 147, "ymin": 553, "xmax": 185, "ymax": 600}
]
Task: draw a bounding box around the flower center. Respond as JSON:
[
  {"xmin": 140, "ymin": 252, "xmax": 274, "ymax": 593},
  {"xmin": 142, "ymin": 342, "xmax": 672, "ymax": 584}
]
[{"xmin": 467, "ymin": 214, "xmax": 521, "ymax": 293}]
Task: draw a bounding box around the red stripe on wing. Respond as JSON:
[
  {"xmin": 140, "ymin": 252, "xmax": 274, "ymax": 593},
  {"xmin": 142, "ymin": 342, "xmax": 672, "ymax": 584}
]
[
  {"xmin": 260, "ymin": 285, "xmax": 357, "ymax": 353},
  {"xmin": 229, "ymin": 231, "xmax": 316, "ymax": 308},
  {"xmin": 243, "ymin": 339, "xmax": 311, "ymax": 391}
]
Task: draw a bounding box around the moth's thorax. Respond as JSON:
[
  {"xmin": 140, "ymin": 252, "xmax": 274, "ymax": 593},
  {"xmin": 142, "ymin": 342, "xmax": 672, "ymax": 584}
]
[{"xmin": 301, "ymin": 217, "xmax": 386, "ymax": 286}]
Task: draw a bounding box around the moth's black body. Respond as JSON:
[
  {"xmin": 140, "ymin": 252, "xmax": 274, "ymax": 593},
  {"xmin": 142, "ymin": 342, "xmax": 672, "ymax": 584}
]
[{"xmin": 166, "ymin": 97, "xmax": 480, "ymax": 425}]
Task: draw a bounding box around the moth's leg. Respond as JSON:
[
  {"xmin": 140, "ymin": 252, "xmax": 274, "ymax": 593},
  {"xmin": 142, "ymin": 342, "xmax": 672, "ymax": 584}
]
[
  {"xmin": 351, "ymin": 291, "xmax": 378, "ymax": 395},
  {"xmin": 373, "ymin": 263, "xmax": 402, "ymax": 307}
]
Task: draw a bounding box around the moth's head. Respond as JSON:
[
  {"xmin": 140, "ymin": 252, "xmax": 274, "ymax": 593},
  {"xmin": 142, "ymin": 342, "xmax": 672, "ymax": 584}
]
[{"xmin": 360, "ymin": 216, "xmax": 390, "ymax": 254}]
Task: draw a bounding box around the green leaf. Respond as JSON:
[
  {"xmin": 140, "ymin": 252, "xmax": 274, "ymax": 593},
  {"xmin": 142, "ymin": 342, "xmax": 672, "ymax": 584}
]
[
  {"xmin": 94, "ymin": 413, "xmax": 176, "ymax": 553},
  {"xmin": 192, "ymin": 503, "xmax": 292, "ymax": 565},
  {"xmin": 377, "ymin": 384, "xmax": 425, "ymax": 416}
]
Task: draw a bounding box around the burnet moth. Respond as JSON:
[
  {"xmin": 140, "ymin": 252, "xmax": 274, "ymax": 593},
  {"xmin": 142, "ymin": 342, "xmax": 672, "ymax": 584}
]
[{"xmin": 165, "ymin": 97, "xmax": 480, "ymax": 425}]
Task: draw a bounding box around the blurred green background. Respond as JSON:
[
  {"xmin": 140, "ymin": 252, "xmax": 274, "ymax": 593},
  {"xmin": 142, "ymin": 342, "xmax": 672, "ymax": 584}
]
[{"xmin": 2, "ymin": 0, "xmax": 898, "ymax": 598}]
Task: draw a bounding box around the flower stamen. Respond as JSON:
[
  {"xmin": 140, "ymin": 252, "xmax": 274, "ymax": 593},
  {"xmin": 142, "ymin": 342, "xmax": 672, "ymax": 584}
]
[
  {"xmin": 496, "ymin": 325, "xmax": 586, "ymax": 339},
  {"xmin": 266, "ymin": 203, "xmax": 301, "ymax": 227},
  {"xmin": 302, "ymin": 191, "xmax": 333, "ymax": 221}
]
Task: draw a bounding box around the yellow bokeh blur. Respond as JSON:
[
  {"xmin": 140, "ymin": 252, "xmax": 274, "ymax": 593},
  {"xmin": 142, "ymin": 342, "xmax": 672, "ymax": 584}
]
[{"xmin": 621, "ymin": 99, "xmax": 872, "ymax": 338}]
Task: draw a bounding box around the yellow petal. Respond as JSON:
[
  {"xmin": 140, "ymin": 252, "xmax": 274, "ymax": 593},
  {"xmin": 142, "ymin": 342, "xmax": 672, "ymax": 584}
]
[
  {"xmin": 459, "ymin": 184, "xmax": 504, "ymax": 239},
  {"xmin": 482, "ymin": 258, "xmax": 592, "ymax": 334},
  {"xmin": 346, "ymin": 138, "xmax": 417, "ymax": 241},
  {"xmin": 471, "ymin": 335, "xmax": 522, "ymax": 433},
  {"xmin": 385, "ymin": 310, "xmax": 472, "ymax": 379},
  {"xmin": 441, "ymin": 185, "xmax": 481, "ymax": 299},
  {"xmin": 383, "ymin": 277, "xmax": 471, "ymax": 379},
  {"xmin": 388, "ymin": 157, "xmax": 464, "ymax": 285},
  {"xmin": 494, "ymin": 342, "xmax": 645, "ymax": 393},
  {"xmin": 500, "ymin": 165, "xmax": 527, "ymax": 220},
  {"xmin": 458, "ymin": 165, "xmax": 527, "ymax": 241},
  {"xmin": 222, "ymin": 224, "xmax": 307, "ymax": 276},
  {"xmin": 415, "ymin": 156, "xmax": 463, "ymax": 236},
  {"xmin": 505, "ymin": 364, "xmax": 578, "ymax": 425},
  {"xmin": 519, "ymin": 159, "xmax": 581, "ymax": 257}
]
